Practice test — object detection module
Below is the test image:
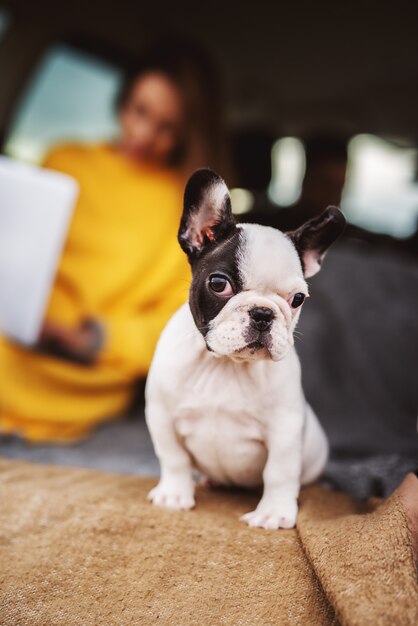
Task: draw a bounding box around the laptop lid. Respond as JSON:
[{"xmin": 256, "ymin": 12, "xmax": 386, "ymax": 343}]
[{"xmin": 0, "ymin": 155, "xmax": 78, "ymax": 345}]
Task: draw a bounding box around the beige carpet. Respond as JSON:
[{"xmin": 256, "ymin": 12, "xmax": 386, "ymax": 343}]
[{"xmin": 0, "ymin": 458, "xmax": 417, "ymax": 626}]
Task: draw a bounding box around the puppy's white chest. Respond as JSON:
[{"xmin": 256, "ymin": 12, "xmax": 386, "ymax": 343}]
[
  {"xmin": 173, "ymin": 357, "xmax": 266, "ymax": 439},
  {"xmin": 176, "ymin": 408, "xmax": 267, "ymax": 487},
  {"xmin": 175, "ymin": 401, "xmax": 264, "ymax": 441},
  {"xmin": 172, "ymin": 361, "xmax": 269, "ymax": 486}
]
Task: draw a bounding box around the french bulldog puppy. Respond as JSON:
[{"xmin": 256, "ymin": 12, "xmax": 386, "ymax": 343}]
[{"xmin": 145, "ymin": 169, "xmax": 345, "ymax": 529}]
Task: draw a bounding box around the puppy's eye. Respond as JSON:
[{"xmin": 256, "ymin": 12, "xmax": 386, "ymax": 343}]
[
  {"xmin": 208, "ymin": 274, "xmax": 233, "ymax": 296},
  {"xmin": 291, "ymin": 292, "xmax": 306, "ymax": 308}
]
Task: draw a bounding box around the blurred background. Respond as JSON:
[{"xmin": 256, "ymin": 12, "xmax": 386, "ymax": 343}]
[
  {"xmin": 0, "ymin": 0, "xmax": 417, "ymax": 496},
  {"xmin": 2, "ymin": 1, "xmax": 418, "ymax": 242}
]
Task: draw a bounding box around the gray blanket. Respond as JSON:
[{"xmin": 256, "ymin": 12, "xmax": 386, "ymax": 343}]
[{"xmin": 298, "ymin": 240, "xmax": 418, "ymax": 458}]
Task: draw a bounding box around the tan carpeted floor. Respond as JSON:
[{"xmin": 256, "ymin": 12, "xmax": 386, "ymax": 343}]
[{"xmin": 0, "ymin": 458, "xmax": 417, "ymax": 626}]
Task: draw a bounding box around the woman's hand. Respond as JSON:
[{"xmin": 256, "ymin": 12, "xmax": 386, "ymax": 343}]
[{"xmin": 38, "ymin": 318, "xmax": 104, "ymax": 364}]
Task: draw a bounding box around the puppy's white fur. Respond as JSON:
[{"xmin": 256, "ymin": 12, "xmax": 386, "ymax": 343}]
[{"xmin": 145, "ymin": 224, "xmax": 329, "ymax": 530}]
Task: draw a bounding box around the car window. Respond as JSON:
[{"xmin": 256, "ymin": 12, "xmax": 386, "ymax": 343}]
[
  {"xmin": 269, "ymin": 135, "xmax": 418, "ymax": 238},
  {"xmin": 342, "ymin": 134, "xmax": 418, "ymax": 238},
  {"xmin": 4, "ymin": 44, "xmax": 122, "ymax": 164}
]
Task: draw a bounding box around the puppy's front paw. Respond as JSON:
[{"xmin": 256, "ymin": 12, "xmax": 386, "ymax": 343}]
[
  {"xmin": 147, "ymin": 481, "xmax": 195, "ymax": 511},
  {"xmin": 240, "ymin": 499, "xmax": 298, "ymax": 530}
]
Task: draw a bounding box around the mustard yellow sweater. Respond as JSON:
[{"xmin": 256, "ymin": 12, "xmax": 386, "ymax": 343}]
[{"xmin": 0, "ymin": 144, "xmax": 190, "ymax": 441}]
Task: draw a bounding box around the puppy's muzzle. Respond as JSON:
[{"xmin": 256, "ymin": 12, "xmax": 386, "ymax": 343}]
[{"xmin": 249, "ymin": 306, "xmax": 274, "ymax": 332}]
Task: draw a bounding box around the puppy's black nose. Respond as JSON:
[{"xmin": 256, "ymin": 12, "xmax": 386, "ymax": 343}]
[{"xmin": 249, "ymin": 307, "xmax": 274, "ymax": 331}]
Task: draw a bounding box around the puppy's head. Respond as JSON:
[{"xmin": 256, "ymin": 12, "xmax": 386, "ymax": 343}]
[{"xmin": 179, "ymin": 169, "xmax": 345, "ymax": 362}]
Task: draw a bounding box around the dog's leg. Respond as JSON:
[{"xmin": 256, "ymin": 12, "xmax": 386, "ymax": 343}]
[
  {"xmin": 240, "ymin": 411, "xmax": 303, "ymax": 530},
  {"xmin": 146, "ymin": 406, "xmax": 195, "ymax": 510}
]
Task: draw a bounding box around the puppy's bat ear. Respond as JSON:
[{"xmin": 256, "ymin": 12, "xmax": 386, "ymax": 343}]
[
  {"xmin": 178, "ymin": 168, "xmax": 236, "ymax": 260},
  {"xmin": 287, "ymin": 206, "xmax": 346, "ymax": 278}
]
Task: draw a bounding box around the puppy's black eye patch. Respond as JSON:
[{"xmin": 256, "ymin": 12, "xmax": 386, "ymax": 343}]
[
  {"xmin": 291, "ymin": 293, "xmax": 305, "ymax": 308},
  {"xmin": 188, "ymin": 228, "xmax": 243, "ymax": 336}
]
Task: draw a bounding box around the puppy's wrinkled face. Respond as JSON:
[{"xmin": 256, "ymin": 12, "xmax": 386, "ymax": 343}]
[
  {"xmin": 190, "ymin": 225, "xmax": 307, "ymax": 361},
  {"xmin": 179, "ymin": 169, "xmax": 346, "ymax": 362}
]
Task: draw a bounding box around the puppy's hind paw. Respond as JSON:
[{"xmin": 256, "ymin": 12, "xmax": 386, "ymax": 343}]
[
  {"xmin": 240, "ymin": 500, "xmax": 297, "ymax": 530},
  {"xmin": 147, "ymin": 483, "xmax": 195, "ymax": 511}
]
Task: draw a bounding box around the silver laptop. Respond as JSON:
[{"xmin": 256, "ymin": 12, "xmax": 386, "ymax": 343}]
[{"xmin": 0, "ymin": 155, "xmax": 78, "ymax": 345}]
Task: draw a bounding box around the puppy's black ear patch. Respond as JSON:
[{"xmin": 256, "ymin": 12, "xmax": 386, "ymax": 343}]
[
  {"xmin": 178, "ymin": 169, "xmax": 236, "ymax": 261},
  {"xmin": 287, "ymin": 206, "xmax": 346, "ymax": 278}
]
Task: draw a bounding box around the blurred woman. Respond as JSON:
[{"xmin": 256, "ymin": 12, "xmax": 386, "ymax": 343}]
[{"xmin": 0, "ymin": 38, "xmax": 228, "ymax": 442}]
